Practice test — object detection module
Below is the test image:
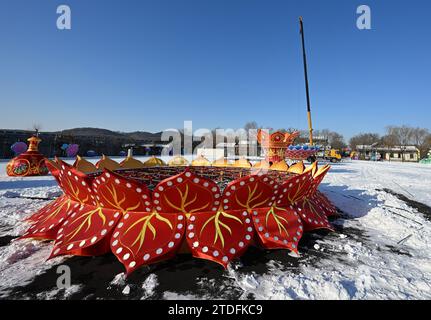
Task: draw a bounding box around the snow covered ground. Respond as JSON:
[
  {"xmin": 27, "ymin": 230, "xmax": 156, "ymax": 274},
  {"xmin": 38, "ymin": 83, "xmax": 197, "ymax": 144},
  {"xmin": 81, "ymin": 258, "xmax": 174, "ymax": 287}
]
[{"xmin": 0, "ymin": 158, "xmax": 430, "ymax": 300}]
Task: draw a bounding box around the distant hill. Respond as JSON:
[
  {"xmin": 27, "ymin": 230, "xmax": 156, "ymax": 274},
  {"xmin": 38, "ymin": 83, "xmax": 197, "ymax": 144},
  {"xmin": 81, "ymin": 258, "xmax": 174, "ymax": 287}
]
[
  {"xmin": 60, "ymin": 127, "xmax": 126, "ymax": 137},
  {"xmin": 0, "ymin": 127, "xmax": 166, "ymax": 158},
  {"xmin": 123, "ymin": 131, "xmax": 163, "ymax": 141}
]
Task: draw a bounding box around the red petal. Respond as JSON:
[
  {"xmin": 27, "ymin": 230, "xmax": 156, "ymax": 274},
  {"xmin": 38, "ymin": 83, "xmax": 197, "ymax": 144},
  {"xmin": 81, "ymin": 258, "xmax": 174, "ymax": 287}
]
[
  {"xmin": 25, "ymin": 195, "xmax": 66, "ymax": 222},
  {"xmin": 22, "ymin": 196, "xmax": 73, "ymax": 240},
  {"xmin": 313, "ymin": 191, "xmax": 338, "ymax": 217},
  {"xmin": 186, "ymin": 209, "xmax": 253, "ymax": 268},
  {"xmin": 110, "ymin": 211, "xmax": 185, "ymax": 274},
  {"xmin": 308, "ymin": 165, "xmax": 331, "ymax": 196},
  {"xmin": 295, "ymin": 199, "xmax": 333, "ymax": 231},
  {"xmin": 153, "ymin": 169, "xmax": 220, "ymax": 214},
  {"xmin": 44, "ymin": 159, "xmax": 61, "ymax": 184},
  {"xmin": 57, "ymin": 160, "xmax": 97, "ymax": 206},
  {"xmin": 277, "ymin": 171, "xmax": 313, "ymax": 206},
  {"xmin": 251, "ymin": 207, "xmax": 303, "ymax": 253},
  {"xmin": 92, "ymin": 169, "xmax": 152, "ymax": 213},
  {"xmin": 49, "ymin": 205, "xmax": 121, "ymax": 258},
  {"xmin": 222, "ymin": 173, "xmax": 275, "ymax": 211}
]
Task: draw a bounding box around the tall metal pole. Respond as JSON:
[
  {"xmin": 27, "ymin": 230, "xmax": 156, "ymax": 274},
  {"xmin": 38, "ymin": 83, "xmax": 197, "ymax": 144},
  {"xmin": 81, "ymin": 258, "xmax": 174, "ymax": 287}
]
[{"xmin": 299, "ymin": 16, "xmax": 313, "ymax": 145}]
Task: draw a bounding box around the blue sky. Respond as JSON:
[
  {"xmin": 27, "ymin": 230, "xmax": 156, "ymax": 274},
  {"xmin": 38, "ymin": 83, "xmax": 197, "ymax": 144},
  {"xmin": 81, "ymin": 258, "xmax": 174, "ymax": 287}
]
[{"xmin": 0, "ymin": 0, "xmax": 430, "ymax": 139}]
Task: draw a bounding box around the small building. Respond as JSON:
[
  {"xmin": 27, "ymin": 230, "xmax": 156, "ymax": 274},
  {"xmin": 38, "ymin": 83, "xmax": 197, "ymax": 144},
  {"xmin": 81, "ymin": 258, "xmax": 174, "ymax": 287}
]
[{"xmin": 356, "ymin": 145, "xmax": 420, "ymax": 162}]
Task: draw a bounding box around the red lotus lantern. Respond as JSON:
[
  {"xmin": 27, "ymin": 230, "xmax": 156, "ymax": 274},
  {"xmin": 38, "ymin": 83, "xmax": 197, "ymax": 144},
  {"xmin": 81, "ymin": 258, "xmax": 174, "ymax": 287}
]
[
  {"xmin": 20, "ymin": 155, "xmax": 337, "ymax": 274},
  {"xmin": 6, "ymin": 136, "xmax": 48, "ymax": 177}
]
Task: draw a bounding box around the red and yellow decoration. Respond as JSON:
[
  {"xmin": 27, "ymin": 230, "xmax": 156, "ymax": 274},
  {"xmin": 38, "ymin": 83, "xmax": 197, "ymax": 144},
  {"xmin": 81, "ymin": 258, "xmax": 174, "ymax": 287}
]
[
  {"xmin": 257, "ymin": 129, "xmax": 300, "ymax": 163},
  {"xmin": 6, "ymin": 136, "xmax": 48, "ymax": 177},
  {"xmin": 21, "ymin": 154, "xmax": 337, "ymax": 274}
]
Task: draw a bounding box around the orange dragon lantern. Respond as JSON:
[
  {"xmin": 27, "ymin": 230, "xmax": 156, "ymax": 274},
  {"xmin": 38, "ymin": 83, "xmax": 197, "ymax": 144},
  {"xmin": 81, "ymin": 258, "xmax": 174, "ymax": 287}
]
[
  {"xmin": 6, "ymin": 136, "xmax": 49, "ymax": 177},
  {"xmin": 257, "ymin": 129, "xmax": 300, "ymax": 163},
  {"xmin": 20, "ymin": 154, "xmax": 337, "ymax": 275}
]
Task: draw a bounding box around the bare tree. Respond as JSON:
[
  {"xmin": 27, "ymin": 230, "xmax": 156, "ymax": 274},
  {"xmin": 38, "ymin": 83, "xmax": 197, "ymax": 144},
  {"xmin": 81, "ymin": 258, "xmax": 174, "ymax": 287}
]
[
  {"xmin": 386, "ymin": 125, "xmax": 414, "ymax": 162},
  {"xmin": 244, "ymin": 121, "xmax": 258, "ymax": 131},
  {"xmin": 409, "ymin": 127, "xmax": 430, "ymax": 159},
  {"xmin": 349, "ymin": 133, "xmax": 380, "ymax": 149}
]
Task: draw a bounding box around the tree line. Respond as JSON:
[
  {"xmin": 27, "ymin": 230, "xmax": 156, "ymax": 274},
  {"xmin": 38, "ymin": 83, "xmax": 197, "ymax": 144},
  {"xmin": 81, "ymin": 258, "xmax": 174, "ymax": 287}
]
[
  {"xmin": 244, "ymin": 122, "xmax": 431, "ymax": 159},
  {"xmin": 349, "ymin": 126, "xmax": 431, "ymax": 159}
]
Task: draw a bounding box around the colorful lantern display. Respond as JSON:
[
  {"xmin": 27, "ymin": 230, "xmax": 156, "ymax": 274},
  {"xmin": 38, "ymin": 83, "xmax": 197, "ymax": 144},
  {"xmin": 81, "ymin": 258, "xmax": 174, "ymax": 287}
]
[
  {"xmin": 257, "ymin": 130, "xmax": 300, "ymax": 163},
  {"xmin": 20, "ymin": 154, "xmax": 337, "ymax": 274},
  {"xmin": 6, "ymin": 136, "xmax": 48, "ymax": 177}
]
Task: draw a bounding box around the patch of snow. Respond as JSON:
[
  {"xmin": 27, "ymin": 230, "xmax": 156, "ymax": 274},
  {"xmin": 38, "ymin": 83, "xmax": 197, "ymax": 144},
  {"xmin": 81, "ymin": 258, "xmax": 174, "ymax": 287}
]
[{"xmin": 140, "ymin": 274, "xmax": 158, "ymax": 299}]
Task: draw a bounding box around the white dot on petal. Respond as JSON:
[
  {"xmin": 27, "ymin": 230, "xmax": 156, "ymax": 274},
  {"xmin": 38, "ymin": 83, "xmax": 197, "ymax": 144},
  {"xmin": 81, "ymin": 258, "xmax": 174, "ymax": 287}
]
[
  {"xmin": 202, "ymin": 246, "xmax": 208, "ymax": 253},
  {"xmin": 245, "ymin": 235, "xmax": 251, "ymax": 240},
  {"xmin": 239, "ymin": 241, "xmax": 244, "ymax": 247},
  {"xmin": 123, "ymin": 253, "xmax": 130, "ymax": 260},
  {"xmin": 91, "ymin": 236, "xmax": 97, "ymax": 243},
  {"xmin": 112, "ymin": 240, "xmax": 118, "ymax": 246},
  {"xmin": 188, "ymin": 232, "xmax": 195, "ymax": 238},
  {"xmin": 79, "ymin": 240, "xmax": 86, "ymax": 247},
  {"xmin": 175, "ymin": 233, "xmax": 181, "ymax": 239},
  {"xmin": 168, "ymin": 241, "xmax": 174, "ymax": 248},
  {"xmin": 143, "ymin": 254, "xmax": 150, "ymax": 261},
  {"xmin": 129, "ymin": 261, "xmax": 136, "ymax": 268},
  {"xmin": 67, "ymin": 244, "xmax": 74, "ymax": 250},
  {"xmin": 213, "ymin": 251, "xmax": 219, "ymax": 257},
  {"xmin": 156, "ymin": 248, "xmax": 163, "ymax": 255},
  {"xmin": 222, "ymin": 256, "xmax": 228, "ymax": 262},
  {"xmin": 193, "ymin": 241, "xmax": 199, "ymax": 247},
  {"xmin": 116, "ymin": 247, "xmax": 123, "ymax": 254},
  {"xmin": 230, "ymin": 248, "xmax": 236, "ymax": 254}
]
